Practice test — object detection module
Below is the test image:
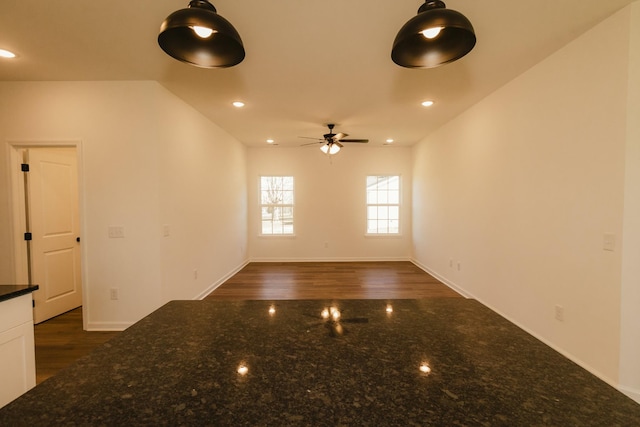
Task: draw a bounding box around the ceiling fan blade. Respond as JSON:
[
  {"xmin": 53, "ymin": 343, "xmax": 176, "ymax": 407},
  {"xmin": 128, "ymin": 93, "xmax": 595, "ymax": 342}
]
[
  {"xmin": 335, "ymin": 141, "xmax": 344, "ymax": 148},
  {"xmin": 299, "ymin": 136, "xmax": 323, "ymax": 140},
  {"xmin": 340, "ymin": 139, "xmax": 369, "ymax": 143},
  {"xmin": 334, "ymin": 132, "xmax": 347, "ymax": 141},
  {"xmin": 301, "ymin": 141, "xmax": 323, "ymax": 146}
]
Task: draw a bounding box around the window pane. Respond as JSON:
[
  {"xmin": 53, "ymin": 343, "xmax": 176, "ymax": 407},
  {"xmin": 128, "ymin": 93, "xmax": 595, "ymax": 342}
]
[
  {"xmin": 366, "ymin": 175, "xmax": 400, "ymax": 235},
  {"xmin": 378, "ymin": 206, "xmax": 388, "ymax": 220},
  {"xmin": 260, "ymin": 176, "xmax": 294, "ymax": 235},
  {"xmin": 378, "ymin": 191, "xmax": 388, "ymax": 204},
  {"xmin": 284, "ymin": 176, "xmax": 293, "ymax": 189},
  {"xmin": 388, "ymin": 176, "xmax": 400, "ymax": 190},
  {"xmin": 389, "ymin": 206, "xmax": 399, "ymax": 220},
  {"xmin": 284, "ymin": 223, "xmax": 294, "ymax": 234},
  {"xmin": 261, "ymin": 206, "xmax": 272, "ymax": 220},
  {"xmin": 367, "ymin": 191, "xmax": 377, "ymax": 204},
  {"xmin": 368, "ymin": 206, "xmax": 378, "ymax": 220}
]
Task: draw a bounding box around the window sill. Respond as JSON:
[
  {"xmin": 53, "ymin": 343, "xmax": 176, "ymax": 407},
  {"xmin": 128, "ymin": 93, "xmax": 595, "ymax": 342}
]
[{"xmin": 364, "ymin": 233, "xmax": 403, "ymax": 238}]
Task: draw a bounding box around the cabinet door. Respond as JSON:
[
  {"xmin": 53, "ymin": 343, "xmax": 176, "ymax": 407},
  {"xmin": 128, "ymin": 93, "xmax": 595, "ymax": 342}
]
[{"xmin": 0, "ymin": 321, "xmax": 36, "ymax": 408}]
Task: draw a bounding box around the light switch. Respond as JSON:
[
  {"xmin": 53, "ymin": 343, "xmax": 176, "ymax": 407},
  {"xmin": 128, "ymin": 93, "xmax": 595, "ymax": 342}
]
[{"xmin": 108, "ymin": 226, "xmax": 125, "ymax": 238}]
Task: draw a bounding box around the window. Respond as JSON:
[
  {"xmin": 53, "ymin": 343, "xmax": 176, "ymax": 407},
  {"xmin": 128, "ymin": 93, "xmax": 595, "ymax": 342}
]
[
  {"xmin": 260, "ymin": 176, "xmax": 294, "ymax": 235},
  {"xmin": 366, "ymin": 175, "xmax": 400, "ymax": 234}
]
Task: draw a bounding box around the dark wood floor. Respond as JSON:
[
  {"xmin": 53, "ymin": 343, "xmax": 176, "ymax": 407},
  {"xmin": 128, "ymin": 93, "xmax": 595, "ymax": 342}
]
[
  {"xmin": 35, "ymin": 261, "xmax": 459, "ymax": 384},
  {"xmin": 207, "ymin": 261, "xmax": 460, "ymax": 300},
  {"xmin": 34, "ymin": 307, "xmax": 118, "ymax": 384}
]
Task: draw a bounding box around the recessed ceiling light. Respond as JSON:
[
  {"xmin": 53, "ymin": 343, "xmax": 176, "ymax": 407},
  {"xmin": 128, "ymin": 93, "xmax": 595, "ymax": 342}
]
[
  {"xmin": 232, "ymin": 101, "xmax": 245, "ymax": 108},
  {"xmin": 266, "ymin": 139, "xmax": 274, "ymax": 144},
  {"xmin": 421, "ymin": 100, "xmax": 434, "ymax": 107},
  {"xmin": 386, "ymin": 139, "xmax": 394, "ymax": 144},
  {"xmin": 0, "ymin": 49, "xmax": 17, "ymax": 58}
]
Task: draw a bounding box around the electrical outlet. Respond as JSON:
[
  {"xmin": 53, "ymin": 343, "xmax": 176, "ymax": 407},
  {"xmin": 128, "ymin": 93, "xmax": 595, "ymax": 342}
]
[
  {"xmin": 555, "ymin": 305, "xmax": 564, "ymax": 322},
  {"xmin": 449, "ymin": 259, "xmax": 453, "ymax": 268},
  {"xmin": 163, "ymin": 224, "xmax": 171, "ymax": 237},
  {"xmin": 193, "ymin": 269, "xmax": 198, "ymax": 280},
  {"xmin": 110, "ymin": 288, "xmax": 119, "ymax": 300},
  {"xmin": 603, "ymin": 233, "xmax": 616, "ymax": 252}
]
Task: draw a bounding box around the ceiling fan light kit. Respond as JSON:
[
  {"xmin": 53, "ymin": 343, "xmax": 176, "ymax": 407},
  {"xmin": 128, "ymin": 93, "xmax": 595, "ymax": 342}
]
[
  {"xmin": 158, "ymin": 0, "xmax": 245, "ymax": 68},
  {"xmin": 300, "ymin": 124, "xmax": 368, "ymax": 156},
  {"xmin": 320, "ymin": 141, "xmax": 342, "ymax": 155},
  {"xmin": 392, "ymin": 0, "xmax": 476, "ymax": 68}
]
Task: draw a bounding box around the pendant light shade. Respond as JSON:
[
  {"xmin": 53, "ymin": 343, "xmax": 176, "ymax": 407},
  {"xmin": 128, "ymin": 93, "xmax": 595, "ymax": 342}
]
[
  {"xmin": 392, "ymin": 0, "xmax": 475, "ymax": 68},
  {"xmin": 158, "ymin": 0, "xmax": 244, "ymax": 68}
]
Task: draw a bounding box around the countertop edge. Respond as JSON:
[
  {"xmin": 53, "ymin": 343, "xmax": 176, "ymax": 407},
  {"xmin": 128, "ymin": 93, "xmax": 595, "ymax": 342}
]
[{"xmin": 0, "ymin": 285, "xmax": 39, "ymax": 303}]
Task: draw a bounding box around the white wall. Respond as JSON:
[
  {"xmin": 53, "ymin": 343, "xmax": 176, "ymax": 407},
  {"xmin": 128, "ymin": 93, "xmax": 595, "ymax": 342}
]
[
  {"xmin": 156, "ymin": 88, "xmax": 248, "ymax": 302},
  {"xmin": 619, "ymin": 2, "xmax": 640, "ymax": 403},
  {"xmin": 0, "ymin": 81, "xmax": 247, "ymax": 330},
  {"xmin": 412, "ymin": 7, "xmax": 633, "ymax": 386},
  {"xmin": 247, "ymin": 146, "xmax": 412, "ymax": 261}
]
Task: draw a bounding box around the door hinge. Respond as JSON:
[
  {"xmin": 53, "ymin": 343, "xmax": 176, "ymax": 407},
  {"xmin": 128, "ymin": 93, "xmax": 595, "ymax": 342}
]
[
  {"xmin": 24, "ymin": 232, "xmax": 32, "ymax": 241},
  {"xmin": 21, "ymin": 163, "xmax": 29, "ymax": 172},
  {"xmin": 32, "ymin": 299, "xmax": 35, "ymax": 308}
]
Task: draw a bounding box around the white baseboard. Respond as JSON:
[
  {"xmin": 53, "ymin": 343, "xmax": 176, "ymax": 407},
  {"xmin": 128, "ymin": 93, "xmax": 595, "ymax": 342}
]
[
  {"xmin": 619, "ymin": 385, "xmax": 640, "ymax": 404},
  {"xmin": 410, "ymin": 258, "xmax": 472, "ymax": 298},
  {"xmin": 86, "ymin": 321, "xmax": 133, "ymax": 331},
  {"xmin": 248, "ymin": 257, "xmax": 412, "ymax": 263},
  {"xmin": 196, "ymin": 259, "xmax": 251, "ymax": 300}
]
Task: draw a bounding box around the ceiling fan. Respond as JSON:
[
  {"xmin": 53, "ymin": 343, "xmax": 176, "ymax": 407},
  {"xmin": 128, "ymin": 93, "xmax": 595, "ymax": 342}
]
[{"xmin": 300, "ymin": 124, "xmax": 369, "ymax": 154}]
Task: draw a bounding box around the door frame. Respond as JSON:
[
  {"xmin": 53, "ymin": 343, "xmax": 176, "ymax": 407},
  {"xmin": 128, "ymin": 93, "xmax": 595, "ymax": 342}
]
[{"xmin": 6, "ymin": 140, "xmax": 88, "ymax": 329}]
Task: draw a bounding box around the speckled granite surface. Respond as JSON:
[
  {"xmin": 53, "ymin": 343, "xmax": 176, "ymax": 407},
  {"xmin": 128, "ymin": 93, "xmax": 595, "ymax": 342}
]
[
  {"xmin": 1, "ymin": 299, "xmax": 639, "ymax": 426},
  {"xmin": 0, "ymin": 284, "xmax": 39, "ymax": 303}
]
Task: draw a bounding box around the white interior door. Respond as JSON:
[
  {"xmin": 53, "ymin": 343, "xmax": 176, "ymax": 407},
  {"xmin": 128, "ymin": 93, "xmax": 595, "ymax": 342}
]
[{"xmin": 25, "ymin": 148, "xmax": 82, "ymax": 324}]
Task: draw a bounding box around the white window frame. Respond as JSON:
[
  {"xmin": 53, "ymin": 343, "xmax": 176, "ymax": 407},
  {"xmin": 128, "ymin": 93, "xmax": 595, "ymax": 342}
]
[
  {"xmin": 366, "ymin": 175, "xmax": 401, "ymax": 235},
  {"xmin": 259, "ymin": 176, "xmax": 295, "ymax": 236}
]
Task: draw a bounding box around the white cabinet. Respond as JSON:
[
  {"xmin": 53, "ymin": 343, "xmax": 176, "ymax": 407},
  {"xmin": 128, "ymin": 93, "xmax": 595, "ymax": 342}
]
[{"xmin": 0, "ymin": 293, "xmax": 36, "ymax": 408}]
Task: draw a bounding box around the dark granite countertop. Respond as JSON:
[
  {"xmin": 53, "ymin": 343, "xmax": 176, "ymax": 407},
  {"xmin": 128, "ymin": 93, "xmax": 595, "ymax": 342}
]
[
  {"xmin": 0, "ymin": 284, "xmax": 39, "ymax": 303},
  {"xmin": 1, "ymin": 298, "xmax": 639, "ymax": 426}
]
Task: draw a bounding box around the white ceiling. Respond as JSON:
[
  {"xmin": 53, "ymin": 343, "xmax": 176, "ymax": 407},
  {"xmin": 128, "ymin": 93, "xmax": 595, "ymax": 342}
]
[{"xmin": 0, "ymin": 0, "xmax": 634, "ymax": 147}]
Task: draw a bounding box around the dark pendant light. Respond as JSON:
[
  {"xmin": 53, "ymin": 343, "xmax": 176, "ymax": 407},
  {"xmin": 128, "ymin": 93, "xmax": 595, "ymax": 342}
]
[
  {"xmin": 158, "ymin": 0, "xmax": 245, "ymax": 68},
  {"xmin": 392, "ymin": 0, "xmax": 476, "ymax": 68}
]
